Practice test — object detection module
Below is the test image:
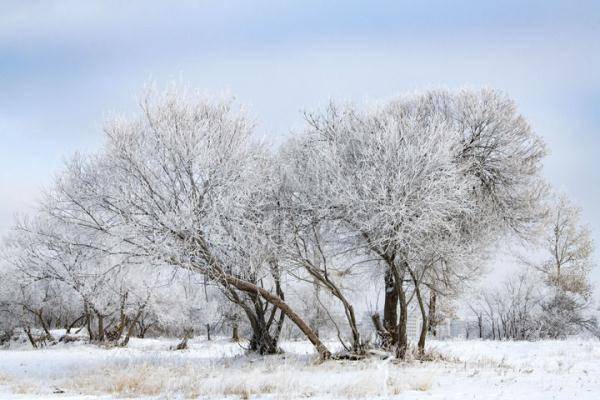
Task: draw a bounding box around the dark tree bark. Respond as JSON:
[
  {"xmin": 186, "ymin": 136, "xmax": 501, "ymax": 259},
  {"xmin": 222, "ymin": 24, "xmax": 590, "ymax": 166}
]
[
  {"xmin": 428, "ymin": 291, "xmax": 437, "ymax": 337},
  {"xmin": 408, "ymin": 268, "xmax": 428, "ymax": 356},
  {"xmin": 66, "ymin": 314, "xmax": 85, "ymax": 334},
  {"xmin": 231, "ymin": 322, "xmax": 239, "ymax": 341},
  {"xmin": 388, "ymin": 261, "xmax": 409, "ymax": 360},
  {"xmin": 371, "ymin": 312, "xmax": 395, "ymax": 348},
  {"xmin": 119, "ymin": 306, "xmax": 145, "ymax": 346},
  {"xmin": 223, "ymin": 286, "xmax": 280, "ymax": 355},
  {"xmin": 35, "ymin": 309, "xmax": 54, "ymax": 340},
  {"xmin": 181, "ymin": 236, "xmax": 331, "ymax": 358},
  {"xmin": 396, "ymin": 284, "xmax": 409, "ymax": 359},
  {"xmin": 219, "ymin": 273, "xmax": 331, "ymax": 359},
  {"xmin": 24, "ymin": 326, "xmax": 38, "ymax": 349},
  {"xmin": 383, "ymin": 268, "xmax": 398, "ymax": 345},
  {"xmin": 84, "ymin": 302, "xmax": 94, "ymax": 341},
  {"xmin": 96, "ymin": 313, "xmax": 105, "ymax": 342}
]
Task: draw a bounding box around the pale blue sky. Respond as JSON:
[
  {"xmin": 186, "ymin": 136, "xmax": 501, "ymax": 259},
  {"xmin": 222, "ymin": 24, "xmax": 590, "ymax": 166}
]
[{"xmin": 1, "ymin": 1, "xmax": 599, "ymax": 280}]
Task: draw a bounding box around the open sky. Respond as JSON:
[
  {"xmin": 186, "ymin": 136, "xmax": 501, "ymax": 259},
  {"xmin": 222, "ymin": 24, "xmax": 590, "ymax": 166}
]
[{"xmin": 1, "ymin": 1, "xmax": 599, "ymax": 282}]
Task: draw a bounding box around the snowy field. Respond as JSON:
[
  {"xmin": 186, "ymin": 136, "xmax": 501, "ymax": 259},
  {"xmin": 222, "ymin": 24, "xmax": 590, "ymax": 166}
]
[{"xmin": 1, "ymin": 334, "xmax": 599, "ymax": 399}]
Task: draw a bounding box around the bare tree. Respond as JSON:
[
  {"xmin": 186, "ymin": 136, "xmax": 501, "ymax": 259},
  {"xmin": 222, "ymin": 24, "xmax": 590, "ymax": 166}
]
[
  {"xmin": 538, "ymin": 194, "xmax": 594, "ymax": 298},
  {"xmin": 41, "ymin": 87, "xmax": 331, "ymax": 357},
  {"xmin": 286, "ymin": 88, "xmax": 546, "ymax": 358}
]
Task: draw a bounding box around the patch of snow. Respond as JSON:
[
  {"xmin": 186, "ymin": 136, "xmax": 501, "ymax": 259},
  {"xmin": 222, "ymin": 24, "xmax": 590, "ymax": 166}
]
[{"xmin": 0, "ymin": 338, "xmax": 598, "ymax": 399}]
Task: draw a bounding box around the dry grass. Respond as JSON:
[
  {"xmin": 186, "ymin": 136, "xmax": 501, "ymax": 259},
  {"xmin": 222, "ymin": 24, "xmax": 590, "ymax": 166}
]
[
  {"xmin": 467, "ymin": 355, "xmax": 514, "ymax": 370},
  {"xmin": 404, "ymin": 344, "xmax": 461, "ymax": 363},
  {"xmin": 0, "ymin": 344, "xmax": 516, "ymax": 399},
  {"xmin": 0, "ymin": 373, "xmax": 42, "ymax": 395},
  {"xmin": 61, "ymin": 357, "xmax": 438, "ymax": 399}
]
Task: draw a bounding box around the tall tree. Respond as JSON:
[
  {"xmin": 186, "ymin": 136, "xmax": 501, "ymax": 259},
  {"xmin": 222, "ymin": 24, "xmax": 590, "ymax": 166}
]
[
  {"xmin": 43, "ymin": 87, "xmax": 331, "ymax": 357},
  {"xmin": 288, "ymin": 88, "xmax": 547, "ymax": 358}
]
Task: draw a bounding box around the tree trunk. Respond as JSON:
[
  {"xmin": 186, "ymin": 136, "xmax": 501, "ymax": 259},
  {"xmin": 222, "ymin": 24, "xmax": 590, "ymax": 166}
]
[
  {"xmin": 246, "ymin": 302, "xmax": 278, "ymax": 354},
  {"xmin": 24, "ymin": 327, "xmax": 37, "ymax": 349},
  {"xmin": 97, "ymin": 314, "xmax": 105, "ymax": 342},
  {"xmin": 303, "ymin": 262, "xmax": 362, "ymax": 352},
  {"xmin": 383, "ymin": 268, "xmax": 398, "ymax": 345},
  {"xmin": 273, "ymin": 309, "xmax": 285, "ymax": 345},
  {"xmin": 231, "ymin": 322, "xmax": 239, "ymax": 342},
  {"xmin": 35, "ymin": 310, "xmax": 54, "ymax": 341},
  {"xmin": 247, "ymin": 293, "xmax": 278, "ymax": 354},
  {"xmin": 137, "ymin": 319, "xmax": 153, "ymax": 338},
  {"xmin": 345, "ymin": 302, "xmax": 362, "ymax": 353},
  {"xmin": 120, "ymin": 322, "xmax": 133, "ymax": 346},
  {"xmin": 225, "ymin": 289, "xmax": 280, "ymax": 355},
  {"xmin": 84, "ymin": 303, "xmax": 94, "ymax": 341},
  {"xmin": 249, "ymin": 329, "xmax": 278, "ymax": 354},
  {"xmin": 388, "ymin": 261, "xmax": 408, "ymax": 360},
  {"xmin": 408, "ymin": 269, "xmax": 428, "ymax": 356},
  {"xmin": 428, "ymin": 291, "xmax": 437, "ymax": 337},
  {"xmin": 120, "ymin": 307, "xmax": 144, "ymax": 347},
  {"xmin": 396, "ymin": 284, "xmax": 408, "ymax": 359},
  {"xmin": 184, "ymin": 245, "xmax": 331, "ymax": 358},
  {"xmin": 372, "ymin": 313, "xmax": 385, "ymax": 336},
  {"xmin": 220, "ymin": 273, "xmax": 331, "ymax": 359},
  {"xmin": 66, "ymin": 314, "xmax": 85, "ymax": 334}
]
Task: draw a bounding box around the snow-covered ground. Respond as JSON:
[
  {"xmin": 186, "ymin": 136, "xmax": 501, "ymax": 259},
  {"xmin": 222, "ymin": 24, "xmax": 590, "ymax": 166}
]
[{"xmin": 1, "ymin": 334, "xmax": 599, "ymax": 399}]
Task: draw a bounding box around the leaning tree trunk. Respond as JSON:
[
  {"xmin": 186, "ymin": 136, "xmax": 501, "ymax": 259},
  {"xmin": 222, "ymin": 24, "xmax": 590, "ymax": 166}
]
[
  {"xmin": 411, "ymin": 275, "xmax": 429, "ymax": 356},
  {"xmin": 302, "ymin": 260, "xmax": 363, "ymax": 353},
  {"xmin": 35, "ymin": 310, "xmax": 55, "ymax": 341},
  {"xmin": 184, "ymin": 245, "xmax": 331, "ymax": 358},
  {"xmin": 327, "ymin": 281, "xmax": 362, "ymax": 353},
  {"xmin": 120, "ymin": 307, "xmax": 145, "ymax": 347},
  {"xmin": 220, "ymin": 274, "xmax": 332, "ymax": 359},
  {"xmin": 66, "ymin": 314, "xmax": 85, "ymax": 334},
  {"xmin": 24, "ymin": 326, "xmax": 37, "ymax": 349}
]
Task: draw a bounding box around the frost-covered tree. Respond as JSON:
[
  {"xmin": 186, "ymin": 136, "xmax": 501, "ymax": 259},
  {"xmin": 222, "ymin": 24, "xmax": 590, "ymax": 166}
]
[
  {"xmin": 537, "ymin": 195, "xmax": 594, "ymax": 297},
  {"xmin": 286, "ymin": 88, "xmax": 546, "ymax": 358},
  {"xmin": 3, "ymin": 213, "xmax": 150, "ymax": 344},
  {"xmin": 287, "ymin": 97, "xmax": 474, "ymax": 358},
  {"xmin": 42, "ymin": 87, "xmax": 331, "ymax": 357},
  {"xmin": 0, "ymin": 85, "xmax": 555, "ymax": 359},
  {"xmin": 533, "ymin": 194, "xmax": 597, "ymax": 337},
  {"xmin": 274, "ymin": 170, "xmax": 367, "ymax": 352}
]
